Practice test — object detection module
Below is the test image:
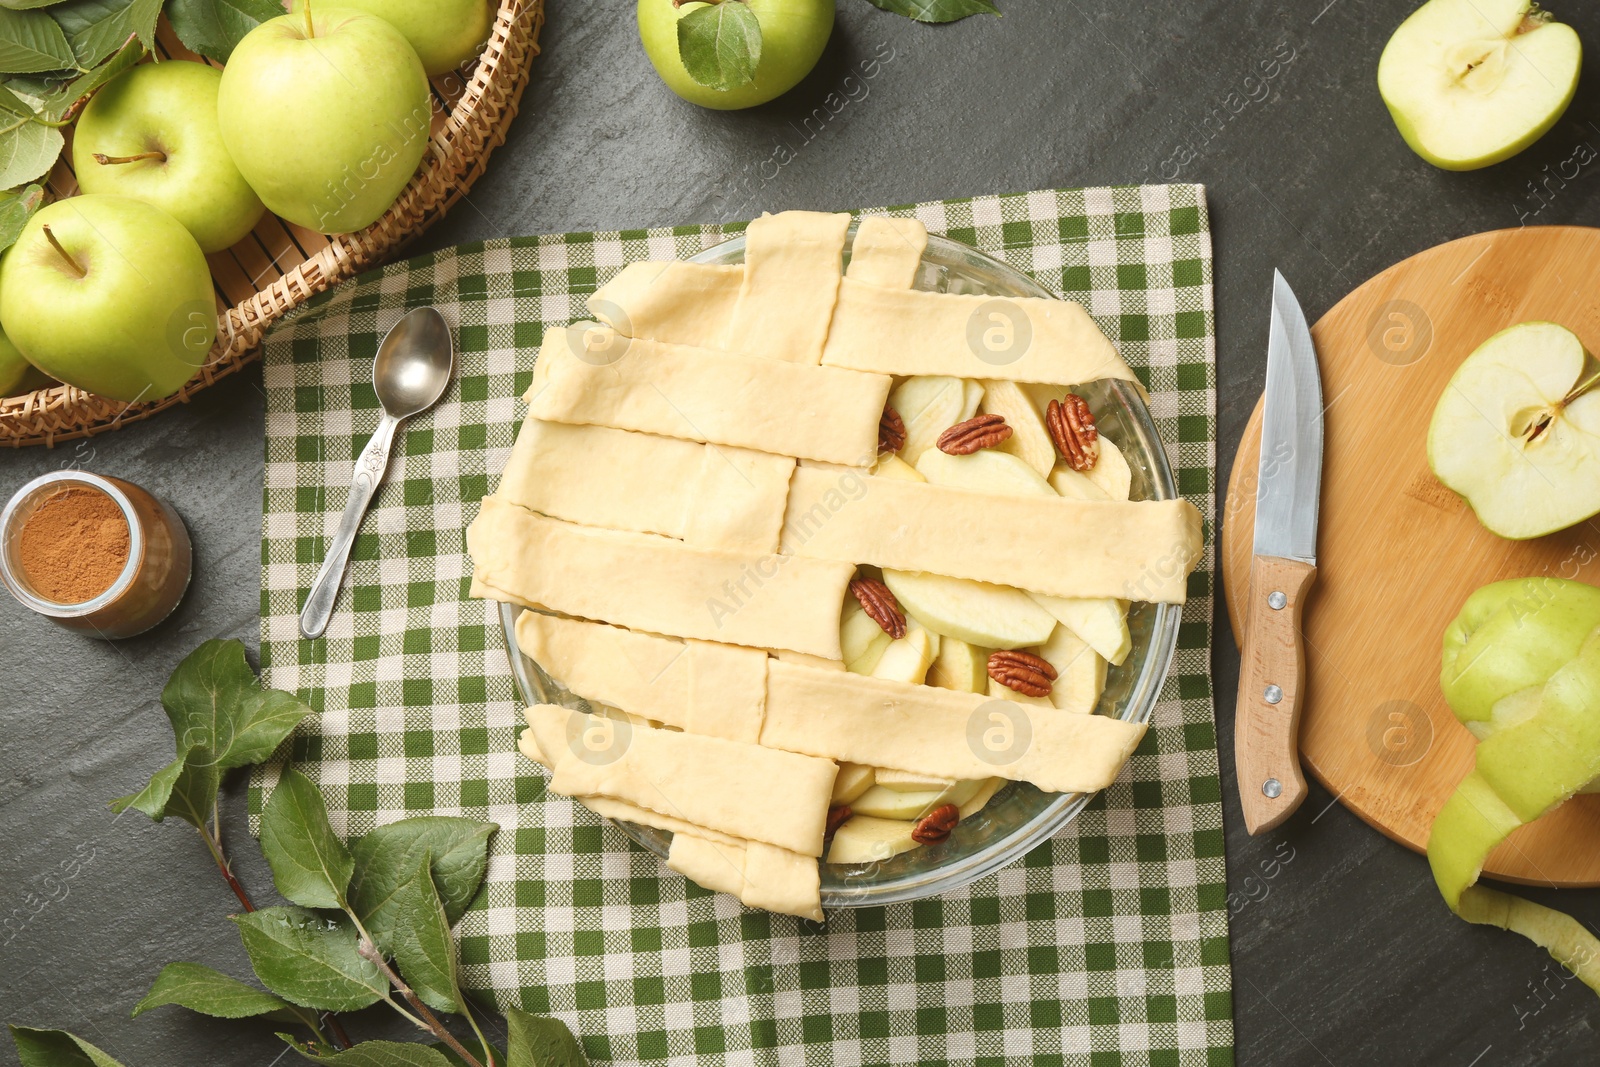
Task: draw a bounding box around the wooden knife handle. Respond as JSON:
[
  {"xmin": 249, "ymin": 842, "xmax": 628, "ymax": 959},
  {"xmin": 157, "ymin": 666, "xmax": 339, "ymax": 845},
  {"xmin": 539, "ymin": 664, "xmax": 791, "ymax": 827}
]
[{"xmin": 1235, "ymin": 554, "xmax": 1317, "ymax": 835}]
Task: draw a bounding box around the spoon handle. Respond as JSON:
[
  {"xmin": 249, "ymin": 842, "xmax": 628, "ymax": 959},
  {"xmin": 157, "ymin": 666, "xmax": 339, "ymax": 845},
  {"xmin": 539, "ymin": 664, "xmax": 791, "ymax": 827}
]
[{"xmin": 299, "ymin": 413, "xmax": 401, "ymax": 640}]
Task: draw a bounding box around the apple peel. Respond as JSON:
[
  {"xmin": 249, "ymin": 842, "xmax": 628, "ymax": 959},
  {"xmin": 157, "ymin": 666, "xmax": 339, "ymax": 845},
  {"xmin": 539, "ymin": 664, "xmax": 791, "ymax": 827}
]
[{"xmin": 1429, "ymin": 577, "xmax": 1600, "ymax": 993}]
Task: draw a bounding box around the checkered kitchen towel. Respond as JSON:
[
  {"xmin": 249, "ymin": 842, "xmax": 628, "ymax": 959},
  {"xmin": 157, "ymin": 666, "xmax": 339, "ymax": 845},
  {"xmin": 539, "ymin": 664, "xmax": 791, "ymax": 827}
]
[{"xmin": 253, "ymin": 185, "xmax": 1231, "ymax": 1065}]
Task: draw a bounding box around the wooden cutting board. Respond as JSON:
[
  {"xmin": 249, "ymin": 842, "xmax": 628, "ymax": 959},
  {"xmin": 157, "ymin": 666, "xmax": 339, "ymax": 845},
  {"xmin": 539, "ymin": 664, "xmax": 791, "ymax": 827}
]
[{"xmin": 1223, "ymin": 226, "xmax": 1600, "ymax": 887}]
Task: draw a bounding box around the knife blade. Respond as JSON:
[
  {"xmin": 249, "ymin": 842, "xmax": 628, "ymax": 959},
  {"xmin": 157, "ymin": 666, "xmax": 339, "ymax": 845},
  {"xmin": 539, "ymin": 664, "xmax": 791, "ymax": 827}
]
[{"xmin": 1235, "ymin": 270, "xmax": 1323, "ymax": 835}]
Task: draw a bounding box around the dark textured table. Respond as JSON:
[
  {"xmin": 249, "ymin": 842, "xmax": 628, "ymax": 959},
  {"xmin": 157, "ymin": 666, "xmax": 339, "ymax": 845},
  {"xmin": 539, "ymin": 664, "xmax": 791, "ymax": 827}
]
[{"xmin": 5, "ymin": 3, "xmax": 1600, "ymax": 1063}]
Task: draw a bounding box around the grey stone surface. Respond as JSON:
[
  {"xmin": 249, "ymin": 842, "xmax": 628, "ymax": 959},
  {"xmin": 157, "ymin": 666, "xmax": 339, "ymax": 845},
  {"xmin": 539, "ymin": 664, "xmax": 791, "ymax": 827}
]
[{"xmin": 5, "ymin": 1, "xmax": 1600, "ymax": 1063}]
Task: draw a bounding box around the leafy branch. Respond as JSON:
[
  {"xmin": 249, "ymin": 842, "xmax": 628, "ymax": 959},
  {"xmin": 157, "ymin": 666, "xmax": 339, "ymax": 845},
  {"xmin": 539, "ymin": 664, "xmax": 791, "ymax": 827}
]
[{"xmin": 9, "ymin": 640, "xmax": 588, "ymax": 1067}]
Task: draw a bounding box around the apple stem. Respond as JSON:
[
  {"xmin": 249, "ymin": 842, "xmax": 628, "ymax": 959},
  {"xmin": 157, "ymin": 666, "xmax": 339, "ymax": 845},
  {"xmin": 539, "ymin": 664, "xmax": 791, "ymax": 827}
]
[
  {"xmin": 40, "ymin": 225, "xmax": 86, "ymax": 279},
  {"xmin": 92, "ymin": 150, "xmax": 166, "ymax": 166},
  {"xmin": 303, "ymin": 0, "xmax": 315, "ymax": 38}
]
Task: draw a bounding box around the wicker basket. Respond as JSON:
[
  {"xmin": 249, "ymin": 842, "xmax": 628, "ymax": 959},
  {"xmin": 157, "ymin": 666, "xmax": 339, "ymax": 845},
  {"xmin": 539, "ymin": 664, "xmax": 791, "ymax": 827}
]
[{"xmin": 1, "ymin": 0, "xmax": 544, "ymax": 448}]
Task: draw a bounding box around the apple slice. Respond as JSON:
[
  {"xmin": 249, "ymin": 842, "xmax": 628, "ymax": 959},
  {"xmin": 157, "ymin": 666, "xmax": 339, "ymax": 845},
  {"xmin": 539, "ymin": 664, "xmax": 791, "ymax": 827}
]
[
  {"xmin": 959, "ymin": 778, "xmax": 1005, "ymax": 818},
  {"xmin": 842, "ymin": 599, "xmax": 893, "ymax": 675},
  {"xmin": 1428, "ymin": 322, "xmax": 1600, "ymax": 539},
  {"xmin": 826, "ymin": 815, "xmax": 918, "ymax": 864},
  {"xmin": 980, "ymin": 379, "xmax": 1056, "ymax": 477},
  {"xmin": 1049, "ymin": 465, "xmax": 1111, "ymax": 500},
  {"xmin": 875, "ymin": 769, "xmax": 958, "ymax": 792},
  {"xmin": 1030, "ymin": 593, "xmax": 1132, "ymax": 665},
  {"xmin": 987, "ymin": 676, "xmax": 1053, "ymax": 708},
  {"xmin": 928, "ymin": 636, "xmax": 990, "ymax": 693},
  {"xmin": 851, "ymin": 784, "xmax": 947, "ymax": 820},
  {"xmin": 915, "ymin": 447, "xmax": 1055, "ymax": 497},
  {"xmin": 890, "ymin": 376, "xmax": 967, "ymax": 464},
  {"xmin": 831, "ymin": 762, "xmax": 876, "ymax": 805},
  {"xmin": 1378, "ymin": 0, "xmax": 1581, "ymax": 171},
  {"xmin": 1038, "ymin": 625, "xmax": 1107, "ymax": 714},
  {"xmin": 883, "ymin": 569, "xmax": 1056, "ymax": 650},
  {"xmin": 873, "ymin": 453, "xmax": 925, "ymax": 482},
  {"xmin": 960, "ymin": 379, "xmax": 984, "ymax": 421},
  {"xmin": 1084, "ymin": 436, "xmax": 1132, "ymax": 500},
  {"xmin": 871, "ymin": 618, "xmax": 940, "ymax": 684}
]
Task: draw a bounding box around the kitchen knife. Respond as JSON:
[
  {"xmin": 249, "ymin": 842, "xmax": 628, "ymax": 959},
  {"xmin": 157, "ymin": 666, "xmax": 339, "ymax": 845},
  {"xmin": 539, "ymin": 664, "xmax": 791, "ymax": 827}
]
[{"xmin": 1236, "ymin": 270, "xmax": 1323, "ymax": 835}]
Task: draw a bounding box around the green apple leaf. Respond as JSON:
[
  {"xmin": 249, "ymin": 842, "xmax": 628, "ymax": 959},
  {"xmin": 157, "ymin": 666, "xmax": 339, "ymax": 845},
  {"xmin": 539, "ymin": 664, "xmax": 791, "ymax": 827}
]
[
  {"xmin": 864, "ymin": 0, "xmax": 1000, "ymax": 22},
  {"xmin": 162, "ymin": 638, "xmax": 318, "ymax": 773},
  {"xmin": 505, "ymin": 1008, "xmax": 589, "ymax": 1067},
  {"xmin": 165, "ymin": 0, "xmax": 283, "ymax": 63},
  {"xmin": 430, "ymin": 1044, "xmax": 506, "ymax": 1067},
  {"xmin": 348, "ymin": 816, "xmax": 497, "ymax": 947},
  {"xmin": 0, "ymin": 181, "xmax": 43, "ymax": 254},
  {"xmin": 389, "ymin": 852, "xmax": 463, "ymax": 1014},
  {"xmin": 0, "ymin": 83, "xmax": 62, "ymax": 187},
  {"xmin": 8, "ymin": 1027, "xmax": 126, "ymax": 1067},
  {"xmin": 231, "ymin": 906, "xmax": 387, "ymax": 1012},
  {"xmin": 132, "ymin": 961, "xmax": 312, "ymax": 1023},
  {"xmin": 0, "ymin": 0, "xmax": 77, "ymax": 10},
  {"xmin": 676, "ymin": 0, "xmax": 761, "ymax": 92},
  {"xmin": 49, "ymin": 0, "xmax": 161, "ymax": 67},
  {"xmin": 260, "ymin": 767, "xmax": 354, "ymax": 910},
  {"xmin": 25, "ymin": 33, "xmax": 143, "ymax": 120},
  {"xmin": 0, "ymin": 8, "xmax": 74, "ymax": 71},
  {"xmin": 283, "ymin": 1039, "xmax": 455, "ymax": 1066}
]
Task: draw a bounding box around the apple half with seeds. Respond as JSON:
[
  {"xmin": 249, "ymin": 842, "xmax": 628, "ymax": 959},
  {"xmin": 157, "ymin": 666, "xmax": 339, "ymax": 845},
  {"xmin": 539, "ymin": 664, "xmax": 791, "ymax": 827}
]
[
  {"xmin": 1428, "ymin": 321, "xmax": 1600, "ymax": 539},
  {"xmin": 1378, "ymin": 0, "xmax": 1581, "ymax": 170}
]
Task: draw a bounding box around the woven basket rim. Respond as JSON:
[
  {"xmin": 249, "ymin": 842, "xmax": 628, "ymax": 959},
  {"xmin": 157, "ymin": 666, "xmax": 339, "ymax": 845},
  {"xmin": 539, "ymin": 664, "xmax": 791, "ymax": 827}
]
[{"xmin": 0, "ymin": 0, "xmax": 544, "ymax": 448}]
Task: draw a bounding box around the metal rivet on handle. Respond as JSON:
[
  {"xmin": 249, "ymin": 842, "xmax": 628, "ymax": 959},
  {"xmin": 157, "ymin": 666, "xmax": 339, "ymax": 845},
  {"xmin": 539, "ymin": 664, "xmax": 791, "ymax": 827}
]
[
  {"xmin": 1263, "ymin": 778, "xmax": 1283, "ymax": 799},
  {"xmin": 1268, "ymin": 590, "xmax": 1287, "ymax": 610},
  {"xmin": 1264, "ymin": 684, "xmax": 1283, "ymax": 705}
]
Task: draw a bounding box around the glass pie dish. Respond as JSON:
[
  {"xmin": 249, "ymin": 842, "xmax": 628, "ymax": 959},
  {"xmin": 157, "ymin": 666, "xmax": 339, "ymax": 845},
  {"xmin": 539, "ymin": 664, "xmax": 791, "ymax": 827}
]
[{"xmin": 499, "ymin": 223, "xmax": 1182, "ymax": 909}]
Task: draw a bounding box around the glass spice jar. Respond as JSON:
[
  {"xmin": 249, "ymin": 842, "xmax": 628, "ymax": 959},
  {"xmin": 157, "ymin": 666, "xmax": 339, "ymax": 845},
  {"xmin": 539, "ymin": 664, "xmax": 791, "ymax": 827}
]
[{"xmin": 0, "ymin": 470, "xmax": 192, "ymax": 639}]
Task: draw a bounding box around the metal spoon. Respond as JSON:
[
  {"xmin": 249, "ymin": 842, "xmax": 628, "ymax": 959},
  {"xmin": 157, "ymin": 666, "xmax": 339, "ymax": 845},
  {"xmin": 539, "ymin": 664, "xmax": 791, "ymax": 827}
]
[{"xmin": 299, "ymin": 307, "xmax": 454, "ymax": 641}]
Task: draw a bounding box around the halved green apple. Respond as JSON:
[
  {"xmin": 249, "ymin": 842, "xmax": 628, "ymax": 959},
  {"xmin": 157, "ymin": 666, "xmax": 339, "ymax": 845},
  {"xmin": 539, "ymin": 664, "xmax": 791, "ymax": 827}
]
[
  {"xmin": 1428, "ymin": 321, "xmax": 1600, "ymax": 539},
  {"xmin": 1378, "ymin": 0, "xmax": 1581, "ymax": 171}
]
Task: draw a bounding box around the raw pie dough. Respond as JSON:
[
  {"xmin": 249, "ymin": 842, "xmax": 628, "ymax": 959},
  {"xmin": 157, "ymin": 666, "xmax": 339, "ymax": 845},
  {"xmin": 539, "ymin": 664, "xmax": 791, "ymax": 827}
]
[{"xmin": 469, "ymin": 210, "xmax": 1204, "ymax": 920}]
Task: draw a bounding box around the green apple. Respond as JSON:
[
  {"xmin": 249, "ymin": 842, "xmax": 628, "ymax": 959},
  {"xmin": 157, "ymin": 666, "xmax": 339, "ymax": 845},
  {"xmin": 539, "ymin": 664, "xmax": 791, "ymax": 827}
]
[
  {"xmin": 219, "ymin": 7, "xmax": 431, "ymax": 234},
  {"xmin": 0, "ymin": 195, "xmax": 215, "ymax": 403},
  {"xmin": 0, "ymin": 324, "xmax": 51, "ymax": 396},
  {"xmin": 1378, "ymin": 0, "xmax": 1581, "ymax": 170},
  {"xmin": 73, "ymin": 60, "xmax": 265, "ymax": 254},
  {"xmin": 292, "ymin": 0, "xmax": 495, "ymax": 75},
  {"xmin": 638, "ymin": 0, "xmax": 834, "ymax": 111},
  {"xmin": 1428, "ymin": 322, "xmax": 1600, "ymax": 539}
]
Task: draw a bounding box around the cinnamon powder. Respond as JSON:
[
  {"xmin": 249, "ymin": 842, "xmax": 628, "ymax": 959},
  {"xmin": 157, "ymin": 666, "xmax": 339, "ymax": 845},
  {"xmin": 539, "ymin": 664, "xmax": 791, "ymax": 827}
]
[{"xmin": 16, "ymin": 487, "xmax": 131, "ymax": 603}]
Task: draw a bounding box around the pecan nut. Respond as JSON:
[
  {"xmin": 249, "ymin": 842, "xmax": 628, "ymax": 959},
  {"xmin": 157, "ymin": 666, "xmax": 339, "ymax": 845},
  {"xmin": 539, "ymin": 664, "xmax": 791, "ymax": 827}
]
[
  {"xmin": 878, "ymin": 405, "xmax": 907, "ymax": 454},
  {"xmin": 987, "ymin": 649, "xmax": 1058, "ymax": 698},
  {"xmin": 1046, "ymin": 394, "xmax": 1100, "ymax": 471},
  {"xmin": 937, "ymin": 413, "xmax": 1012, "ymax": 455},
  {"xmin": 849, "ymin": 577, "xmax": 907, "ymax": 639},
  {"xmin": 825, "ymin": 804, "xmax": 853, "ymax": 837},
  {"xmin": 911, "ymin": 803, "xmax": 960, "ymax": 845}
]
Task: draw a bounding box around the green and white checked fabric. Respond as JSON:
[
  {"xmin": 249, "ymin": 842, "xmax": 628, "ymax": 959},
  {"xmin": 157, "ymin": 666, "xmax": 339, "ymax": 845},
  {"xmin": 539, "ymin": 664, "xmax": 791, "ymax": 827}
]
[{"xmin": 253, "ymin": 184, "xmax": 1231, "ymax": 1066}]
